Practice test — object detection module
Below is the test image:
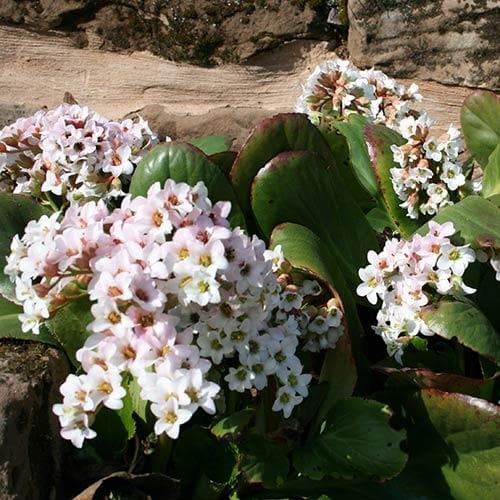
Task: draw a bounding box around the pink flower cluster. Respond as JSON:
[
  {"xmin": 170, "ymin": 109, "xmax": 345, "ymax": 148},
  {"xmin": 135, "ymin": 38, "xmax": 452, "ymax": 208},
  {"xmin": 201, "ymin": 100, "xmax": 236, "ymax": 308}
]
[
  {"xmin": 6, "ymin": 179, "xmax": 344, "ymax": 448},
  {"xmin": 356, "ymin": 222, "xmax": 476, "ymax": 362},
  {"xmin": 0, "ymin": 104, "xmax": 158, "ymax": 204},
  {"xmin": 390, "ymin": 114, "xmax": 471, "ymax": 219},
  {"xmin": 295, "ymin": 58, "xmax": 422, "ymax": 129}
]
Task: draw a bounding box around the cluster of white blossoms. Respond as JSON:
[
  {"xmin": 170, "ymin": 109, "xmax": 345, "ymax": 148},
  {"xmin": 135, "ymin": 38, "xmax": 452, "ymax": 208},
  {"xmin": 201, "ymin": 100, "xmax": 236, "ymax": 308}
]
[
  {"xmin": 390, "ymin": 113, "xmax": 469, "ymax": 219},
  {"xmin": 297, "ymin": 58, "xmax": 476, "ymax": 221},
  {"xmin": 0, "ymin": 104, "xmax": 158, "ymax": 204},
  {"xmin": 295, "ymin": 58, "xmax": 422, "ymax": 129},
  {"xmin": 356, "ymin": 222, "xmax": 476, "ymax": 362},
  {"xmin": 5, "ymin": 179, "xmax": 344, "ymax": 448}
]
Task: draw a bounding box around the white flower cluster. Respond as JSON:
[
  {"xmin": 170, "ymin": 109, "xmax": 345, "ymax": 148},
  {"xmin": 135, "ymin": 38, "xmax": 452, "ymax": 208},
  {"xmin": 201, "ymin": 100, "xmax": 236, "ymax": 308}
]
[
  {"xmin": 6, "ymin": 179, "xmax": 344, "ymax": 448},
  {"xmin": 0, "ymin": 104, "xmax": 158, "ymax": 204},
  {"xmin": 390, "ymin": 114, "xmax": 468, "ymax": 219},
  {"xmin": 356, "ymin": 222, "xmax": 476, "ymax": 362},
  {"xmin": 295, "ymin": 58, "xmax": 422, "ymax": 129}
]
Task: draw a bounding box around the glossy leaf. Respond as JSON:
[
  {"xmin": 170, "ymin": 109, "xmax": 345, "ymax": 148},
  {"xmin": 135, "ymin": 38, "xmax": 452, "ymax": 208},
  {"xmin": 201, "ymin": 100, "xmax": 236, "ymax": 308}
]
[
  {"xmin": 0, "ymin": 297, "xmax": 58, "ymax": 345},
  {"xmin": 129, "ymin": 142, "xmax": 246, "ymax": 229},
  {"xmin": 461, "ymin": 90, "xmax": 500, "ymax": 166},
  {"xmin": 422, "ymin": 299, "xmax": 500, "ymax": 364},
  {"xmin": 482, "ymin": 143, "xmax": 500, "ymax": 198},
  {"xmin": 230, "ymin": 113, "xmax": 334, "ymax": 214},
  {"xmin": 190, "ymin": 134, "xmax": 232, "ymax": 155},
  {"xmin": 366, "ymin": 206, "xmax": 397, "ymax": 232},
  {"xmin": 419, "ymin": 195, "xmax": 500, "ymax": 248},
  {"xmin": 252, "ymin": 150, "xmax": 377, "ymax": 293},
  {"xmin": 364, "ymin": 124, "xmax": 420, "ymax": 238},
  {"xmin": 0, "ymin": 194, "xmax": 50, "ymax": 301},
  {"xmin": 332, "ymin": 114, "xmax": 379, "ymax": 197},
  {"xmin": 421, "ymin": 389, "xmax": 500, "ymax": 499},
  {"xmin": 293, "ymin": 397, "xmax": 407, "ymax": 481},
  {"xmin": 46, "ymin": 297, "xmax": 94, "ymax": 366}
]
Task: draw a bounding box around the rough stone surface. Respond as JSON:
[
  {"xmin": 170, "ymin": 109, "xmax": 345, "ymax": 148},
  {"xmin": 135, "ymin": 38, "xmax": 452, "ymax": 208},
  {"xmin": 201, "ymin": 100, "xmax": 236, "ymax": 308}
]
[
  {"xmin": 0, "ymin": 341, "xmax": 70, "ymax": 500},
  {"xmin": 348, "ymin": 0, "xmax": 500, "ymax": 90},
  {"xmin": 0, "ymin": 0, "xmax": 345, "ymax": 66}
]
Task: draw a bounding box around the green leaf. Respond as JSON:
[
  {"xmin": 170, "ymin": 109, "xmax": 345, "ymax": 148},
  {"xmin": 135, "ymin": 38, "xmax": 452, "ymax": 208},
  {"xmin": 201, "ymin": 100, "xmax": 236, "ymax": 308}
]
[
  {"xmin": 209, "ymin": 151, "xmax": 237, "ymax": 178},
  {"xmin": 482, "ymin": 144, "xmax": 500, "ymax": 198},
  {"xmin": 190, "ymin": 135, "xmax": 232, "ymax": 155},
  {"xmin": 251, "ymin": 150, "xmax": 377, "ymax": 294},
  {"xmin": 128, "ymin": 377, "xmax": 148, "ymax": 423},
  {"xmin": 0, "ymin": 193, "xmax": 50, "ymax": 301},
  {"xmin": 239, "ymin": 433, "xmax": 289, "ymax": 488},
  {"xmin": 0, "ymin": 297, "xmax": 58, "ymax": 345},
  {"xmin": 364, "ymin": 124, "xmax": 420, "ymax": 238},
  {"xmin": 331, "ymin": 115, "xmax": 379, "ymax": 197},
  {"xmin": 378, "ymin": 366, "xmax": 496, "ymax": 401},
  {"xmin": 174, "ymin": 426, "xmax": 237, "ymax": 485},
  {"xmin": 211, "ymin": 408, "xmax": 254, "ymax": 438},
  {"xmin": 422, "ymin": 299, "xmax": 500, "ymax": 364},
  {"xmin": 421, "ymin": 389, "xmax": 500, "ymax": 499},
  {"xmin": 117, "ymin": 386, "xmax": 136, "ymax": 441},
  {"xmin": 129, "ymin": 142, "xmax": 246, "ymax": 229},
  {"xmin": 293, "ymin": 397, "xmax": 407, "ymax": 481},
  {"xmin": 230, "ymin": 113, "xmax": 334, "ymax": 214},
  {"xmin": 366, "ymin": 206, "xmax": 397, "ymax": 232},
  {"xmin": 461, "ymin": 90, "xmax": 500, "ymax": 166},
  {"xmin": 90, "ymin": 407, "xmax": 132, "ymax": 459},
  {"xmin": 46, "ymin": 296, "xmax": 93, "ymax": 366},
  {"xmin": 419, "ymin": 195, "xmax": 500, "ymax": 248},
  {"xmin": 270, "ymin": 223, "xmax": 364, "ymax": 395}
]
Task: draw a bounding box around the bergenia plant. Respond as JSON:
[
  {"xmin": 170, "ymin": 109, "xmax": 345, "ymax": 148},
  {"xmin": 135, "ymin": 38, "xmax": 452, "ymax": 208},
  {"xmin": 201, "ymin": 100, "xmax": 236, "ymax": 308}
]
[{"xmin": 0, "ymin": 64, "xmax": 498, "ymax": 500}]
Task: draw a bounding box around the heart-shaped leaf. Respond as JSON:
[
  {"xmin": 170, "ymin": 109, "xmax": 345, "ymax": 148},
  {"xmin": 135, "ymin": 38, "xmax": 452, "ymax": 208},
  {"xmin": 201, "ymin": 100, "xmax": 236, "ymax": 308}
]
[
  {"xmin": 0, "ymin": 193, "xmax": 50, "ymax": 301},
  {"xmin": 0, "ymin": 297, "xmax": 58, "ymax": 345},
  {"xmin": 461, "ymin": 91, "xmax": 500, "ymax": 166},
  {"xmin": 129, "ymin": 142, "xmax": 246, "ymax": 229},
  {"xmin": 230, "ymin": 113, "xmax": 334, "ymax": 214},
  {"xmin": 422, "ymin": 299, "xmax": 500, "ymax": 364},
  {"xmin": 293, "ymin": 397, "xmax": 407, "ymax": 481},
  {"xmin": 482, "ymin": 143, "xmax": 500, "ymax": 198},
  {"xmin": 364, "ymin": 124, "xmax": 420, "ymax": 238},
  {"xmin": 251, "ymin": 150, "xmax": 377, "ymax": 294}
]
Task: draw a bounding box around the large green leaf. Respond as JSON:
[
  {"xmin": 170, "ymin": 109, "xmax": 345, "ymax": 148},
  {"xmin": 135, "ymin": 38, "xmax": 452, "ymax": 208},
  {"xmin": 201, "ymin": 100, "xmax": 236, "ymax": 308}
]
[
  {"xmin": 461, "ymin": 91, "xmax": 500, "ymax": 166},
  {"xmin": 482, "ymin": 143, "xmax": 500, "ymax": 198},
  {"xmin": 251, "ymin": 150, "xmax": 377, "ymax": 293},
  {"xmin": 421, "ymin": 389, "xmax": 500, "ymax": 499},
  {"xmin": 270, "ymin": 223, "xmax": 363, "ymax": 394},
  {"xmin": 364, "ymin": 124, "xmax": 420, "ymax": 238},
  {"xmin": 0, "ymin": 297, "xmax": 58, "ymax": 345},
  {"xmin": 293, "ymin": 397, "xmax": 407, "ymax": 481},
  {"xmin": 331, "ymin": 115, "xmax": 379, "ymax": 198},
  {"xmin": 419, "ymin": 195, "xmax": 500, "ymax": 248},
  {"xmin": 230, "ymin": 113, "xmax": 334, "ymax": 214},
  {"xmin": 0, "ymin": 193, "xmax": 50, "ymax": 301},
  {"xmin": 422, "ymin": 299, "xmax": 500, "ymax": 365},
  {"xmin": 211, "ymin": 408, "xmax": 254, "ymax": 438},
  {"xmin": 129, "ymin": 142, "xmax": 246, "ymax": 229},
  {"xmin": 46, "ymin": 296, "xmax": 94, "ymax": 366}
]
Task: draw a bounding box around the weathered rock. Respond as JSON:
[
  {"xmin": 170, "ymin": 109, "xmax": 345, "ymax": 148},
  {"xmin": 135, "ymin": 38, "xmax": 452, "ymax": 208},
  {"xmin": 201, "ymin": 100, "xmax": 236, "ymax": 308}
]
[
  {"xmin": 348, "ymin": 0, "xmax": 500, "ymax": 90},
  {"xmin": 0, "ymin": 341, "xmax": 70, "ymax": 500},
  {"xmin": 0, "ymin": 0, "xmax": 343, "ymax": 66}
]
